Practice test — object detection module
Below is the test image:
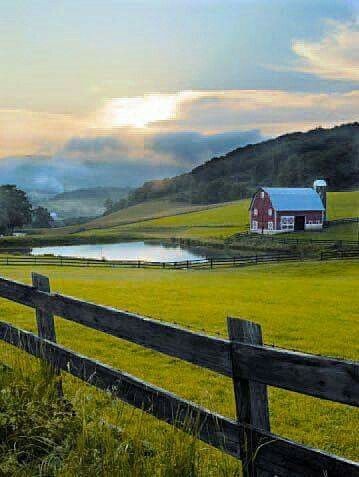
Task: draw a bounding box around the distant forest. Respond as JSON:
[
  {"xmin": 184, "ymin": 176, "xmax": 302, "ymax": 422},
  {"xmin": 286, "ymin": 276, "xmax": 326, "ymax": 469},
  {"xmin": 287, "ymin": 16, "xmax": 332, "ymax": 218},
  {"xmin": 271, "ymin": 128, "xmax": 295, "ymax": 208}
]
[
  {"xmin": 53, "ymin": 186, "xmax": 131, "ymax": 201},
  {"xmin": 109, "ymin": 122, "xmax": 358, "ymax": 211}
]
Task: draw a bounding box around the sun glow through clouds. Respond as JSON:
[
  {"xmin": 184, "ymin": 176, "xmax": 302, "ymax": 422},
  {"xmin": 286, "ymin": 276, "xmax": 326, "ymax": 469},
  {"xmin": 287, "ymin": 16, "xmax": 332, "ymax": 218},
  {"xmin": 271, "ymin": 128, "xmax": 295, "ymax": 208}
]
[{"xmin": 100, "ymin": 92, "xmax": 199, "ymax": 128}]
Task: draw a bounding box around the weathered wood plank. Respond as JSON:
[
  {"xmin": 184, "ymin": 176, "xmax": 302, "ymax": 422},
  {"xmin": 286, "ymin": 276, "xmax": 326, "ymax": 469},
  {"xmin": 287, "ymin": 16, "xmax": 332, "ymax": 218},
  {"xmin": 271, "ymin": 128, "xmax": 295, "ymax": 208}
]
[
  {"xmin": 0, "ymin": 321, "xmax": 358, "ymax": 477},
  {"xmin": 32, "ymin": 273, "xmax": 56, "ymax": 342},
  {"xmin": 0, "ymin": 276, "xmax": 358, "ymax": 407},
  {"xmin": 0, "ymin": 320, "xmax": 239, "ymax": 456},
  {"xmin": 0, "ymin": 276, "xmax": 233, "ymax": 377},
  {"xmin": 232, "ymin": 342, "xmax": 359, "ymax": 407},
  {"xmin": 228, "ymin": 318, "xmax": 271, "ymax": 477},
  {"xmin": 32, "ymin": 273, "xmax": 63, "ymax": 396}
]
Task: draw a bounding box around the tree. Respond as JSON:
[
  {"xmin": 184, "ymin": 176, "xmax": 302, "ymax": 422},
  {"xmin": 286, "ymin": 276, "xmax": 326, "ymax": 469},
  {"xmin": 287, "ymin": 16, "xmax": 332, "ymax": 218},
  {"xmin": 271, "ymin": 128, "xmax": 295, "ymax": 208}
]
[
  {"xmin": 32, "ymin": 206, "xmax": 54, "ymax": 228},
  {"xmin": 0, "ymin": 185, "xmax": 32, "ymax": 233},
  {"xmin": 0, "ymin": 207, "xmax": 8, "ymax": 235}
]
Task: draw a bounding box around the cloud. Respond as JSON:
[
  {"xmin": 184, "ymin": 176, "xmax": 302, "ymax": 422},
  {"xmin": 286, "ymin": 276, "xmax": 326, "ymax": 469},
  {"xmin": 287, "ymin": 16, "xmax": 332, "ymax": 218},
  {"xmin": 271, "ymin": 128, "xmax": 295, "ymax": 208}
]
[
  {"xmin": 0, "ymin": 109, "xmax": 89, "ymax": 157},
  {"xmin": 1, "ymin": 88, "xmax": 358, "ymax": 160},
  {"xmin": 60, "ymin": 136, "xmax": 129, "ymax": 157},
  {"xmin": 155, "ymin": 89, "xmax": 359, "ymax": 135},
  {"xmin": 290, "ymin": 20, "xmax": 359, "ymax": 81},
  {"xmin": 147, "ymin": 129, "xmax": 262, "ymax": 166},
  {"xmin": 97, "ymin": 92, "xmax": 199, "ymax": 128},
  {"xmin": 0, "ymin": 88, "xmax": 358, "ymax": 193},
  {"xmin": 0, "ymin": 128, "xmax": 262, "ymax": 192}
]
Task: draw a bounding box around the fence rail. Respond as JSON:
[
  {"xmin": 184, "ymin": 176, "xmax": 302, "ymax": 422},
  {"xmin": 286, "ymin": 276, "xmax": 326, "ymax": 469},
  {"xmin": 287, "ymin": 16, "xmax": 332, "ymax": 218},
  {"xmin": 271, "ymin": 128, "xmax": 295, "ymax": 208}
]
[
  {"xmin": 320, "ymin": 248, "xmax": 359, "ymax": 261},
  {"xmin": 0, "ymin": 252, "xmax": 300, "ymax": 269},
  {"xmin": 325, "ymin": 217, "xmax": 359, "ymax": 226},
  {"xmin": 234, "ymin": 232, "xmax": 359, "ymax": 248},
  {"xmin": 0, "ymin": 273, "xmax": 358, "ymax": 476},
  {"xmin": 1, "ymin": 248, "xmax": 358, "ymax": 270}
]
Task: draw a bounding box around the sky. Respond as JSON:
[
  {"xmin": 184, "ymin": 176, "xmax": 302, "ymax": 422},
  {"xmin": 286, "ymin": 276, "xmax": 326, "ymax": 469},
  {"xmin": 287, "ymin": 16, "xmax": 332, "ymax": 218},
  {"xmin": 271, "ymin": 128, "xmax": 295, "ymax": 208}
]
[{"xmin": 0, "ymin": 0, "xmax": 358, "ymax": 191}]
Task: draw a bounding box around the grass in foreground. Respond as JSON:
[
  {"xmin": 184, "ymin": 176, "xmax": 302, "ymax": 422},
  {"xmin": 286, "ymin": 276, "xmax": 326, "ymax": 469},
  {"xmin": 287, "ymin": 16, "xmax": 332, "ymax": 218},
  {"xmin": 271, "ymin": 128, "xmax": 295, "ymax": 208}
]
[
  {"xmin": 0, "ymin": 260, "xmax": 358, "ymax": 465},
  {"xmin": 0, "ymin": 357, "xmax": 237, "ymax": 476}
]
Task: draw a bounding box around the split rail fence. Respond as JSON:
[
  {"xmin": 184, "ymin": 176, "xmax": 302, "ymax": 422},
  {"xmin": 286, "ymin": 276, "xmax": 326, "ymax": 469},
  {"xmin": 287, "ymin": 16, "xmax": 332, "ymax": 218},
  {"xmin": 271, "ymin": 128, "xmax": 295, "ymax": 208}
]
[{"xmin": 0, "ymin": 273, "xmax": 358, "ymax": 476}]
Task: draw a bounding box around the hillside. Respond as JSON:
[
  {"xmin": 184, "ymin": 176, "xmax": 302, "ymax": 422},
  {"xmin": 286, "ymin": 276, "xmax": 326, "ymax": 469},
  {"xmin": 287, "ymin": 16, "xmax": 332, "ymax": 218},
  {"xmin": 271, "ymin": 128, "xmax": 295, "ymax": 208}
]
[
  {"xmin": 52, "ymin": 187, "xmax": 130, "ymax": 201},
  {"xmin": 120, "ymin": 123, "xmax": 359, "ymax": 207},
  {"xmin": 38, "ymin": 187, "xmax": 131, "ymax": 220},
  {"xmin": 39, "ymin": 191, "xmax": 358, "ymax": 243},
  {"xmin": 42, "ymin": 199, "xmax": 222, "ymax": 236}
]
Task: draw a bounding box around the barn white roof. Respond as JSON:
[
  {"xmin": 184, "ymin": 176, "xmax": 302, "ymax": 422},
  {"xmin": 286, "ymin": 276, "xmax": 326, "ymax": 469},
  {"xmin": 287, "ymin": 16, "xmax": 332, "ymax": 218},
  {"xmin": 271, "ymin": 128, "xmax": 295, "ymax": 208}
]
[{"xmin": 261, "ymin": 188, "xmax": 325, "ymax": 211}]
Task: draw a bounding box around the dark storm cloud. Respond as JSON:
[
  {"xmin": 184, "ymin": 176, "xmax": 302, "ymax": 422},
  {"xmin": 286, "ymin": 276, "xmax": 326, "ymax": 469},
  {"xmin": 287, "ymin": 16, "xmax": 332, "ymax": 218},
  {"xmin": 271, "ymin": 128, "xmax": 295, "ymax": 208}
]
[{"xmin": 147, "ymin": 129, "xmax": 263, "ymax": 166}]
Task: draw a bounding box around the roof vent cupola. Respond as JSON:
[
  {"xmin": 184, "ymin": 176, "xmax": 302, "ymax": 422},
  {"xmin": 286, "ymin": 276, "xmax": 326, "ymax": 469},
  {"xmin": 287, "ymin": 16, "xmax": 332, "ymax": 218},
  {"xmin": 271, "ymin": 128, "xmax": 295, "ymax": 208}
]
[{"xmin": 313, "ymin": 179, "xmax": 327, "ymax": 220}]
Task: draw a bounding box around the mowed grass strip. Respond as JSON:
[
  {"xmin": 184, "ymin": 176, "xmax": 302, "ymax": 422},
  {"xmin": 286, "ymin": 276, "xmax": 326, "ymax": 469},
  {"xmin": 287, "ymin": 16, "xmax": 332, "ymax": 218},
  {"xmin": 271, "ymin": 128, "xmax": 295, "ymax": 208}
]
[{"xmin": 0, "ymin": 260, "xmax": 358, "ymax": 461}]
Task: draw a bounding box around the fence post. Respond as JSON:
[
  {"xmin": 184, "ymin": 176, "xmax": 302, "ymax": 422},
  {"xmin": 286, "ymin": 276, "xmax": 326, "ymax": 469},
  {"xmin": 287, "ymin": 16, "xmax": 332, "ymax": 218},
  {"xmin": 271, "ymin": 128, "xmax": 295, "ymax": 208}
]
[
  {"xmin": 210, "ymin": 258, "xmax": 213, "ymax": 269},
  {"xmin": 227, "ymin": 317, "xmax": 270, "ymax": 477},
  {"xmin": 32, "ymin": 273, "xmax": 63, "ymax": 397}
]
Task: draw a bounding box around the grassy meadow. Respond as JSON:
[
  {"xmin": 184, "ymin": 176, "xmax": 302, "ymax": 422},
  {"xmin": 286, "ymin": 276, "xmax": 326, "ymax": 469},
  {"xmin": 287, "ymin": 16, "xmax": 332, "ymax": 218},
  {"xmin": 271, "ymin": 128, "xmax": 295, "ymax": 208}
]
[
  {"xmin": 68, "ymin": 190, "xmax": 359, "ymax": 243},
  {"xmin": 0, "ymin": 191, "xmax": 357, "ymax": 248},
  {"xmin": 0, "ymin": 260, "xmax": 358, "ymax": 474}
]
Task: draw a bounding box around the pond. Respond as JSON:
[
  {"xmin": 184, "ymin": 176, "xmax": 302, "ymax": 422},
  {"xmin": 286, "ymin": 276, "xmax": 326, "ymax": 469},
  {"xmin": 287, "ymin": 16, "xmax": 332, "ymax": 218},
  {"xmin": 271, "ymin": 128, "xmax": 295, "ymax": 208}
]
[{"xmin": 31, "ymin": 241, "xmax": 210, "ymax": 262}]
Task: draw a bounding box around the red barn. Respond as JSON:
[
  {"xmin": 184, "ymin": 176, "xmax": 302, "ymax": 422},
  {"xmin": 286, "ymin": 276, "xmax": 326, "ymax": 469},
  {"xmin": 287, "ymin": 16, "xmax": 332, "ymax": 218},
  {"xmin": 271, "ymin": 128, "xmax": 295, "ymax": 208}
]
[{"xmin": 249, "ymin": 180, "xmax": 326, "ymax": 234}]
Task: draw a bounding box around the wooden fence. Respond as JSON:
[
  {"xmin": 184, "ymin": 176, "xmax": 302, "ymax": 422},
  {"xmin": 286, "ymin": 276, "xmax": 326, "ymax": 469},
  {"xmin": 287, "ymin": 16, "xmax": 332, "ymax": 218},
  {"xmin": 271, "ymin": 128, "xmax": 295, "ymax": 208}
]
[
  {"xmin": 0, "ymin": 251, "xmax": 300, "ymax": 270},
  {"xmin": 1, "ymin": 249, "xmax": 358, "ymax": 270},
  {"xmin": 325, "ymin": 217, "xmax": 359, "ymax": 227},
  {"xmin": 320, "ymin": 248, "xmax": 359, "ymax": 261},
  {"xmin": 0, "ymin": 273, "xmax": 358, "ymax": 476},
  {"xmin": 233, "ymin": 232, "xmax": 359, "ymax": 248}
]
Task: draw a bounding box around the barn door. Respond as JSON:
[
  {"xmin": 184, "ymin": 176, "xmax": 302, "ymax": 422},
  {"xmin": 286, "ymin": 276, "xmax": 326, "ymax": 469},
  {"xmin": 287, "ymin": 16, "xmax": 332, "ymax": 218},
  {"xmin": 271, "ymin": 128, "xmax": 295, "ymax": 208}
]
[{"xmin": 294, "ymin": 216, "xmax": 305, "ymax": 230}]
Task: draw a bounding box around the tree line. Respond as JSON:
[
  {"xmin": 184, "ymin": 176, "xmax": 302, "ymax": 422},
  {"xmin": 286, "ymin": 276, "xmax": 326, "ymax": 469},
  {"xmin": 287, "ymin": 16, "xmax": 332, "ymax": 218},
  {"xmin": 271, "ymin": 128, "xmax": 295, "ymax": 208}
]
[{"xmin": 0, "ymin": 185, "xmax": 53, "ymax": 235}]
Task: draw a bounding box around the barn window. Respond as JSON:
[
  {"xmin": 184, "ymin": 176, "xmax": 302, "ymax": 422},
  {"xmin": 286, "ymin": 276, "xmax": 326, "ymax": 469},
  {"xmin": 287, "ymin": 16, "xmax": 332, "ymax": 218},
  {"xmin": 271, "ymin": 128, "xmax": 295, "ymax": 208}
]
[
  {"xmin": 281, "ymin": 216, "xmax": 294, "ymax": 230},
  {"xmin": 252, "ymin": 220, "xmax": 258, "ymax": 230},
  {"xmin": 253, "ymin": 208, "xmax": 258, "ymax": 216},
  {"xmin": 268, "ymin": 208, "xmax": 272, "ymax": 216},
  {"xmin": 260, "ymin": 191, "xmax": 265, "ymax": 199}
]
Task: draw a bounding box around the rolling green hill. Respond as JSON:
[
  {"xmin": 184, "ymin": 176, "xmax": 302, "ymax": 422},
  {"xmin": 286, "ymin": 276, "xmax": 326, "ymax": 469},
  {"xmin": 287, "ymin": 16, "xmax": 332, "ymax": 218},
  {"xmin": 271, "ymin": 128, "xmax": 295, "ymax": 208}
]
[
  {"xmin": 40, "ymin": 199, "xmax": 224, "ymax": 237},
  {"xmin": 0, "ymin": 191, "xmax": 357, "ymax": 246},
  {"xmin": 121, "ymin": 123, "xmax": 358, "ymax": 207},
  {"xmin": 36, "ymin": 187, "xmax": 131, "ymax": 220},
  {"xmin": 70, "ymin": 191, "xmax": 359, "ymax": 242}
]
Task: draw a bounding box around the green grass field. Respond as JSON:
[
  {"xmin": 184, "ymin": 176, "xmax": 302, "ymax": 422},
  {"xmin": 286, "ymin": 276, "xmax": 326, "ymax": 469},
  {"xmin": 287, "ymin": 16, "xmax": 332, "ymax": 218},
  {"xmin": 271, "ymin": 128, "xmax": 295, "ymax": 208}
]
[
  {"xmin": 0, "ymin": 191, "xmax": 358, "ymax": 247},
  {"xmin": 0, "ymin": 260, "xmax": 358, "ymax": 469},
  {"xmin": 74, "ymin": 191, "xmax": 358, "ymax": 243},
  {"xmin": 42, "ymin": 200, "xmax": 222, "ymax": 236},
  {"xmin": 289, "ymin": 222, "xmax": 358, "ymax": 240}
]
